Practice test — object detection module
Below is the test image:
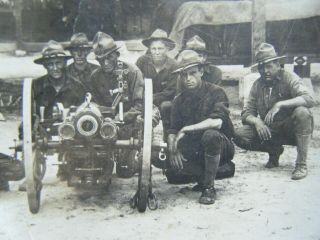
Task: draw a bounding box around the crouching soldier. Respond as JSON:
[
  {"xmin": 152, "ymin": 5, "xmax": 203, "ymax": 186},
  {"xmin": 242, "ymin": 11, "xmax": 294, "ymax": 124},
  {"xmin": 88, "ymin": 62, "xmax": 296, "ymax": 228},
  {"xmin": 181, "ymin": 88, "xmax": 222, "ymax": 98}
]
[
  {"xmin": 233, "ymin": 43, "xmax": 315, "ymax": 180},
  {"xmin": 167, "ymin": 50, "xmax": 235, "ymax": 204}
]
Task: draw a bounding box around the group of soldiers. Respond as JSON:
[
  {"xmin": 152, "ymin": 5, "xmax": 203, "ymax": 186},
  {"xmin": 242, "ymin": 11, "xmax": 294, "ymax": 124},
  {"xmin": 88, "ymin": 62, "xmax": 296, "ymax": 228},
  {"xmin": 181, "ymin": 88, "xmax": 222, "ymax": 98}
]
[{"xmin": 0, "ymin": 28, "xmax": 315, "ymax": 205}]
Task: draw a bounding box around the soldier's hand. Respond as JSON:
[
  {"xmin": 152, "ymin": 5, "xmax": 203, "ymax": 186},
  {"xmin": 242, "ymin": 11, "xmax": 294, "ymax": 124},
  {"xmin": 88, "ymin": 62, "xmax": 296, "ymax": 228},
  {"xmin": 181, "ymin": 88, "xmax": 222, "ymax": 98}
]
[
  {"xmin": 264, "ymin": 103, "xmax": 281, "ymax": 126},
  {"xmin": 254, "ymin": 118, "xmax": 272, "ymax": 141}
]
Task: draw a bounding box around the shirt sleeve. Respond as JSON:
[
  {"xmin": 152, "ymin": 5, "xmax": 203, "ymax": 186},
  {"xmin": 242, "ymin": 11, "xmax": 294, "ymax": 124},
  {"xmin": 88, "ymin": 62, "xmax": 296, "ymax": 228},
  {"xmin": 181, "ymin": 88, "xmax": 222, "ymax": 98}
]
[
  {"xmin": 241, "ymin": 80, "xmax": 259, "ymax": 123},
  {"xmin": 153, "ymin": 71, "xmax": 177, "ymax": 106},
  {"xmin": 207, "ymin": 87, "xmax": 230, "ymax": 123},
  {"xmin": 167, "ymin": 97, "xmax": 182, "ymax": 135},
  {"xmin": 287, "ymin": 73, "xmax": 315, "ymax": 107},
  {"xmin": 130, "ymin": 68, "xmax": 144, "ymax": 111}
]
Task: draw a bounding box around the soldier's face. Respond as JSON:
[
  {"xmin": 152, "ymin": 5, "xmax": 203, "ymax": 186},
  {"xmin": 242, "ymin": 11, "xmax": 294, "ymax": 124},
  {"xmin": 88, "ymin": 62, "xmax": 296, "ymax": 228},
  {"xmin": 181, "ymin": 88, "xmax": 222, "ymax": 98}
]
[
  {"xmin": 99, "ymin": 52, "xmax": 118, "ymax": 73},
  {"xmin": 150, "ymin": 40, "xmax": 168, "ymax": 62},
  {"xmin": 44, "ymin": 58, "xmax": 66, "ymax": 79},
  {"xmin": 180, "ymin": 66, "xmax": 203, "ymax": 90},
  {"xmin": 258, "ymin": 61, "xmax": 280, "ymax": 82},
  {"xmin": 71, "ymin": 48, "xmax": 90, "ymax": 65}
]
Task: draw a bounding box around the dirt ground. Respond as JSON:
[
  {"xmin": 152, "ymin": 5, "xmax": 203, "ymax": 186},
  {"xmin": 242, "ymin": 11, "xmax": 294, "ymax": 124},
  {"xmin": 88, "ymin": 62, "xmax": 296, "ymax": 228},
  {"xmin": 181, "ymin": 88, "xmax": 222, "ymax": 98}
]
[{"xmin": 0, "ymin": 105, "xmax": 319, "ymax": 240}]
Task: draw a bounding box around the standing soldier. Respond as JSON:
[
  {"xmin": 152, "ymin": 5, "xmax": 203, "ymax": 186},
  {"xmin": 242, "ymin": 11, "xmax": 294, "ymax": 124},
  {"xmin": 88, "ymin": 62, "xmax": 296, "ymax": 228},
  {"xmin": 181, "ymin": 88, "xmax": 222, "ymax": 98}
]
[
  {"xmin": 66, "ymin": 32, "xmax": 99, "ymax": 92},
  {"xmin": 167, "ymin": 50, "xmax": 235, "ymax": 204},
  {"xmin": 234, "ymin": 43, "xmax": 315, "ymax": 180},
  {"xmin": 136, "ymin": 29, "xmax": 178, "ymax": 138}
]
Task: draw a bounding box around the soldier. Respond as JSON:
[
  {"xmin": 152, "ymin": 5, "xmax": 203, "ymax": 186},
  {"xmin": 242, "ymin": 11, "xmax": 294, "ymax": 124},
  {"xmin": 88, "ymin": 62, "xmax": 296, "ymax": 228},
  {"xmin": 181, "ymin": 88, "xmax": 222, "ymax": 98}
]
[
  {"xmin": 184, "ymin": 35, "xmax": 222, "ymax": 86},
  {"xmin": 167, "ymin": 50, "xmax": 235, "ymax": 204},
  {"xmin": 136, "ymin": 29, "xmax": 178, "ymax": 137},
  {"xmin": 19, "ymin": 40, "xmax": 86, "ymax": 190},
  {"xmin": 66, "ymin": 32, "xmax": 99, "ymax": 92},
  {"xmin": 89, "ymin": 32, "xmax": 146, "ymax": 178},
  {"xmin": 233, "ymin": 43, "xmax": 315, "ymax": 180}
]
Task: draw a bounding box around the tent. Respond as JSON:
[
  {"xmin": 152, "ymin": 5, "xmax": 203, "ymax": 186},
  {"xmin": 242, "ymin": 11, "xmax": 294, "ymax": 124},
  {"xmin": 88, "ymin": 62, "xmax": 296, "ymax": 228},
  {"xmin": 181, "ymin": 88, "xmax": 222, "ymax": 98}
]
[{"xmin": 169, "ymin": 0, "xmax": 320, "ymax": 59}]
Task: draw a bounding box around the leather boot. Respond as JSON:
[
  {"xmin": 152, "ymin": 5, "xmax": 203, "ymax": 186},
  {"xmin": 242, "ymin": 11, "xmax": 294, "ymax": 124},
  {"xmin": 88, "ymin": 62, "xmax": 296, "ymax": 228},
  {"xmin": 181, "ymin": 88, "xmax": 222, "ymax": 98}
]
[
  {"xmin": 199, "ymin": 154, "xmax": 220, "ymax": 205},
  {"xmin": 265, "ymin": 146, "xmax": 284, "ymax": 168},
  {"xmin": 292, "ymin": 134, "xmax": 311, "ymax": 180}
]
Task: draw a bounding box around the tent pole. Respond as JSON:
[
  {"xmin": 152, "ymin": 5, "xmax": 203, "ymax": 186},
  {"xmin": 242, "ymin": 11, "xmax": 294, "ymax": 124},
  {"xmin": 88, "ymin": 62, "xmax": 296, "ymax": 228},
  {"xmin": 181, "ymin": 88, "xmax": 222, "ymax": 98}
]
[{"xmin": 251, "ymin": 0, "xmax": 266, "ymax": 64}]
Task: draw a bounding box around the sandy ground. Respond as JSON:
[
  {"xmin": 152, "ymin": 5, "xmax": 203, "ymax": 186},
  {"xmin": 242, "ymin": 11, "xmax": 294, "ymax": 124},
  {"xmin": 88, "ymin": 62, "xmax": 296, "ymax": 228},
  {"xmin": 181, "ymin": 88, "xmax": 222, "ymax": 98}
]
[{"xmin": 0, "ymin": 106, "xmax": 319, "ymax": 240}]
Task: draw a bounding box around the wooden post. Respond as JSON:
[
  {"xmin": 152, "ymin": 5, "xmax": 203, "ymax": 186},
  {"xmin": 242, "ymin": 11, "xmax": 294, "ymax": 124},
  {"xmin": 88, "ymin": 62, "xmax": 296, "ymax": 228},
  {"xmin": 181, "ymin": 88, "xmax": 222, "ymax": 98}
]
[
  {"xmin": 13, "ymin": 0, "xmax": 23, "ymax": 49},
  {"xmin": 251, "ymin": 0, "xmax": 266, "ymax": 64}
]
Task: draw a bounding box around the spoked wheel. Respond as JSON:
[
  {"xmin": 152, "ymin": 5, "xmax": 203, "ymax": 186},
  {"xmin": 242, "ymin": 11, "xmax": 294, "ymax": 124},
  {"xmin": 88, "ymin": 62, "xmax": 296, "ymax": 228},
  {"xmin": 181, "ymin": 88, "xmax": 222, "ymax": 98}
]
[
  {"xmin": 23, "ymin": 78, "xmax": 45, "ymax": 214},
  {"xmin": 136, "ymin": 78, "xmax": 153, "ymax": 212}
]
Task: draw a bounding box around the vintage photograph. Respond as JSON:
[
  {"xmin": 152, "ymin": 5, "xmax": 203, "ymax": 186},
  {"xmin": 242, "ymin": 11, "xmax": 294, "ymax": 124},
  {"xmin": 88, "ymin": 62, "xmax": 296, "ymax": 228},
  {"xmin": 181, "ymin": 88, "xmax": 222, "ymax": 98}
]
[{"xmin": 0, "ymin": 0, "xmax": 319, "ymax": 239}]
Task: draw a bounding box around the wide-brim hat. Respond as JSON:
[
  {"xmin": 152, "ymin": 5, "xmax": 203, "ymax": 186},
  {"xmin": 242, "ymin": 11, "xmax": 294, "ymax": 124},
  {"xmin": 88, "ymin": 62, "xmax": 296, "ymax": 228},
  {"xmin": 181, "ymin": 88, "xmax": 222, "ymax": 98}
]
[
  {"xmin": 92, "ymin": 31, "xmax": 120, "ymax": 59},
  {"xmin": 251, "ymin": 42, "xmax": 286, "ymax": 67},
  {"xmin": 65, "ymin": 32, "xmax": 92, "ymax": 50},
  {"xmin": 172, "ymin": 50, "xmax": 209, "ymax": 73},
  {"xmin": 142, "ymin": 29, "xmax": 175, "ymax": 50},
  {"xmin": 185, "ymin": 35, "xmax": 209, "ymax": 54},
  {"xmin": 34, "ymin": 40, "xmax": 72, "ymax": 65}
]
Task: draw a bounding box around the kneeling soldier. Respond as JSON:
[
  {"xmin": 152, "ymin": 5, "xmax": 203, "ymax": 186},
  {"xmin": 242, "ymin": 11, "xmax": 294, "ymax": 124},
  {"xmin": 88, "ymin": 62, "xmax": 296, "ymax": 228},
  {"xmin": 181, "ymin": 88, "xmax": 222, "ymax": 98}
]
[{"xmin": 167, "ymin": 50, "xmax": 235, "ymax": 204}]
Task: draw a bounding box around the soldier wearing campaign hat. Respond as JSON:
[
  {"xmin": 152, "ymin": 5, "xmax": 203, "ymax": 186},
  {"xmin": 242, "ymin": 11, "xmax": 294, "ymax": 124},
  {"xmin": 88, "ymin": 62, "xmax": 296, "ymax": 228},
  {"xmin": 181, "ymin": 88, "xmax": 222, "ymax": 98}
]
[
  {"xmin": 167, "ymin": 50, "xmax": 235, "ymax": 204},
  {"xmin": 66, "ymin": 32, "xmax": 99, "ymax": 91},
  {"xmin": 184, "ymin": 35, "xmax": 222, "ymax": 86},
  {"xmin": 234, "ymin": 43, "xmax": 315, "ymax": 180}
]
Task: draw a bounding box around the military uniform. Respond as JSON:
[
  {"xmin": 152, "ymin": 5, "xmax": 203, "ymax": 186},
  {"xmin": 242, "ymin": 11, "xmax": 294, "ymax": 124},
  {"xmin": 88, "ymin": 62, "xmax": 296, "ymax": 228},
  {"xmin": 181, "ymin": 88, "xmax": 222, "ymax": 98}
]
[
  {"xmin": 234, "ymin": 69, "xmax": 314, "ymax": 156},
  {"xmin": 169, "ymin": 81, "xmax": 234, "ymax": 172},
  {"xmin": 90, "ymin": 62, "xmax": 144, "ymax": 113},
  {"xmin": 136, "ymin": 54, "xmax": 178, "ymax": 107},
  {"xmin": 66, "ymin": 62, "xmax": 99, "ymax": 93}
]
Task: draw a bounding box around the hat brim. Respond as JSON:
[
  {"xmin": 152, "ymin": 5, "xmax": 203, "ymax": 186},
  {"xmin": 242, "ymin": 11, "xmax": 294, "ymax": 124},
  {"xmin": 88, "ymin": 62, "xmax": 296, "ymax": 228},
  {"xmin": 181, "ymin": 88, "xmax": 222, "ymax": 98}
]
[
  {"xmin": 172, "ymin": 62, "xmax": 209, "ymax": 74},
  {"xmin": 94, "ymin": 46, "xmax": 121, "ymax": 59},
  {"xmin": 251, "ymin": 55, "xmax": 286, "ymax": 68},
  {"xmin": 65, "ymin": 45, "xmax": 92, "ymax": 51},
  {"xmin": 142, "ymin": 37, "xmax": 176, "ymax": 50},
  {"xmin": 34, "ymin": 55, "xmax": 73, "ymax": 65}
]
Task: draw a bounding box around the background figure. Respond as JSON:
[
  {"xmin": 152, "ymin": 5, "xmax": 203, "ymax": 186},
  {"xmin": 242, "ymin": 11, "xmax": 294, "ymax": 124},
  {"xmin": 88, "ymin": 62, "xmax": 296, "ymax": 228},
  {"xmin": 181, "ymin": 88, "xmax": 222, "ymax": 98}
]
[
  {"xmin": 73, "ymin": 0, "xmax": 117, "ymax": 39},
  {"xmin": 136, "ymin": 29, "xmax": 178, "ymax": 139},
  {"xmin": 66, "ymin": 32, "xmax": 99, "ymax": 92}
]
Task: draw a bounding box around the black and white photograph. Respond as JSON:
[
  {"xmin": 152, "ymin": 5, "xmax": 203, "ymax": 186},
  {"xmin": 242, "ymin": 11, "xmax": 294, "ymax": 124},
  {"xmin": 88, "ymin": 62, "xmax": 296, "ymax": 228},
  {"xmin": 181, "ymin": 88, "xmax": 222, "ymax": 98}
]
[{"xmin": 0, "ymin": 0, "xmax": 319, "ymax": 239}]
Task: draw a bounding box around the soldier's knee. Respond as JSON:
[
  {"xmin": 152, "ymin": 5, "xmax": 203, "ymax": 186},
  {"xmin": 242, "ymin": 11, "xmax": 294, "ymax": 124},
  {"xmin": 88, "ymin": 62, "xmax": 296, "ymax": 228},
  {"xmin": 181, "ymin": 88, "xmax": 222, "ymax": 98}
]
[
  {"xmin": 233, "ymin": 125, "xmax": 255, "ymax": 149},
  {"xmin": 292, "ymin": 106, "xmax": 312, "ymax": 122},
  {"xmin": 292, "ymin": 107, "xmax": 313, "ymax": 134},
  {"xmin": 201, "ymin": 129, "xmax": 222, "ymax": 155}
]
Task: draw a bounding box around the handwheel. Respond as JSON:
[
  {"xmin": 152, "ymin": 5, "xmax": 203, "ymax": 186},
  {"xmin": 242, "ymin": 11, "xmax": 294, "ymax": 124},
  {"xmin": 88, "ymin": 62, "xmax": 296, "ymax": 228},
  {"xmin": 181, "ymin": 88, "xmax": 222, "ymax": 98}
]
[
  {"xmin": 23, "ymin": 78, "xmax": 44, "ymax": 214},
  {"xmin": 136, "ymin": 78, "xmax": 153, "ymax": 212}
]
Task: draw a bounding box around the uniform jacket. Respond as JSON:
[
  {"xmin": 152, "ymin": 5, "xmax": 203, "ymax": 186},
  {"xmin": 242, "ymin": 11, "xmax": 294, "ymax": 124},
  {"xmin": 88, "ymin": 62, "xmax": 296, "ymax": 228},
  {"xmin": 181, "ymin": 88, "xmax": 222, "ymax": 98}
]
[
  {"xmin": 169, "ymin": 81, "xmax": 234, "ymax": 138},
  {"xmin": 136, "ymin": 54, "xmax": 178, "ymax": 107},
  {"xmin": 242, "ymin": 69, "xmax": 315, "ymax": 124}
]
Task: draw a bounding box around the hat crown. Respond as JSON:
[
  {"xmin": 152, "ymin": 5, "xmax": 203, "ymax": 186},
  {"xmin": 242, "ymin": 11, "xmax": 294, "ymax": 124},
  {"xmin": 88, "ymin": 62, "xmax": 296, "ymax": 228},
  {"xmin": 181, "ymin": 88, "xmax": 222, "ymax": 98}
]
[
  {"xmin": 186, "ymin": 35, "xmax": 206, "ymax": 51},
  {"xmin": 42, "ymin": 40, "xmax": 66, "ymax": 58},
  {"xmin": 255, "ymin": 42, "xmax": 278, "ymax": 63},
  {"xmin": 177, "ymin": 50, "xmax": 204, "ymax": 68},
  {"xmin": 92, "ymin": 31, "xmax": 118, "ymax": 58},
  {"xmin": 150, "ymin": 29, "xmax": 169, "ymax": 39},
  {"xmin": 70, "ymin": 32, "xmax": 89, "ymax": 47}
]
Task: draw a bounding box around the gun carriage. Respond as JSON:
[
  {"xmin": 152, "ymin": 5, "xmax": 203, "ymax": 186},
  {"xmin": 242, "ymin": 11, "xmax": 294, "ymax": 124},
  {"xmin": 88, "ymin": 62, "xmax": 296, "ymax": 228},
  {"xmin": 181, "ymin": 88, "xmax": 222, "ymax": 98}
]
[{"xmin": 13, "ymin": 71, "xmax": 167, "ymax": 214}]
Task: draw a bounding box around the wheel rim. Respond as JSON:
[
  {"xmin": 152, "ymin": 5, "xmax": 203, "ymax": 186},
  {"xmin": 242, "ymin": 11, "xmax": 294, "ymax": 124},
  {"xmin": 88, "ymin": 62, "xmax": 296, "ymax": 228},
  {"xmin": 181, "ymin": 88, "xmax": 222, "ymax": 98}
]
[
  {"xmin": 137, "ymin": 78, "xmax": 153, "ymax": 212},
  {"xmin": 23, "ymin": 78, "xmax": 42, "ymax": 214}
]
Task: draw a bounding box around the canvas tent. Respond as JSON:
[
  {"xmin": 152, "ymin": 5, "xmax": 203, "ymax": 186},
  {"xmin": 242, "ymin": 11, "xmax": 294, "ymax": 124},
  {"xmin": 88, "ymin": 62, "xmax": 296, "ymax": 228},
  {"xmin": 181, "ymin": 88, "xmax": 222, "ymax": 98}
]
[{"xmin": 169, "ymin": 0, "xmax": 320, "ymax": 59}]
